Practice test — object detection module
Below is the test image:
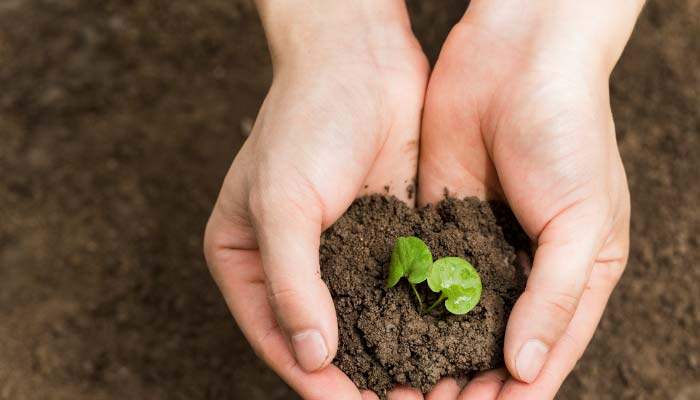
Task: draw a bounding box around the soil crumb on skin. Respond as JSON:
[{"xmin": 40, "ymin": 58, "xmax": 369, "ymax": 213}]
[{"xmin": 320, "ymin": 195, "xmax": 529, "ymax": 396}]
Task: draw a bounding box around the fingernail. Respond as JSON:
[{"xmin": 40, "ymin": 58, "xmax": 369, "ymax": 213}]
[
  {"xmin": 291, "ymin": 330, "xmax": 329, "ymax": 372},
  {"xmin": 515, "ymin": 339, "xmax": 549, "ymax": 383}
]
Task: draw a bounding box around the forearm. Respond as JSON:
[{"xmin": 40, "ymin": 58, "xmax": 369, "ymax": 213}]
[
  {"xmin": 254, "ymin": 0, "xmax": 413, "ymax": 67},
  {"xmin": 463, "ymin": 0, "xmax": 646, "ymax": 74}
]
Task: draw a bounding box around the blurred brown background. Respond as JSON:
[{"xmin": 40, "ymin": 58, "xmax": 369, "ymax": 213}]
[{"xmin": 0, "ymin": 1, "xmax": 698, "ymax": 399}]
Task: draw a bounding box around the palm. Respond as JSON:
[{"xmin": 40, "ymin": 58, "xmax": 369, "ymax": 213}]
[{"xmin": 419, "ymin": 22, "xmax": 629, "ymax": 399}]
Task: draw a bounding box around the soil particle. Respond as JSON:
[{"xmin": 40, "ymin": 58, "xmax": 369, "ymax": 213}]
[
  {"xmin": 406, "ymin": 181, "xmax": 415, "ymax": 200},
  {"xmin": 320, "ymin": 195, "xmax": 529, "ymax": 396}
]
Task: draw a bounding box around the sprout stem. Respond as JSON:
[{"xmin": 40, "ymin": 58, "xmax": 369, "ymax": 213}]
[
  {"xmin": 410, "ymin": 283, "xmax": 423, "ymax": 310},
  {"xmin": 425, "ymin": 293, "xmax": 447, "ymax": 313}
]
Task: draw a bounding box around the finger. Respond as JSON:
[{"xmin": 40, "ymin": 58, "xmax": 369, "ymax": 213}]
[
  {"xmin": 458, "ymin": 369, "xmax": 507, "ymax": 399},
  {"xmin": 426, "ymin": 378, "xmax": 461, "ymax": 400},
  {"xmin": 388, "ymin": 385, "xmax": 424, "ymax": 400},
  {"xmin": 208, "ymin": 246, "xmax": 362, "ymax": 400},
  {"xmin": 497, "ymin": 259, "xmax": 624, "ymax": 399},
  {"xmin": 361, "ymin": 391, "xmax": 381, "ymax": 400},
  {"xmin": 248, "ymin": 180, "xmax": 338, "ymax": 373},
  {"xmin": 417, "ymin": 47, "xmax": 502, "ymax": 206},
  {"xmin": 204, "ymin": 153, "xmax": 257, "ymax": 253},
  {"xmin": 503, "ymin": 201, "xmax": 608, "ymax": 383}
]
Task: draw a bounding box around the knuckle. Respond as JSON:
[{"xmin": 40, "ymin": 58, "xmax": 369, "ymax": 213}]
[
  {"xmin": 596, "ymin": 260, "xmax": 626, "ymax": 287},
  {"xmin": 267, "ymin": 285, "xmax": 303, "ymax": 312},
  {"xmin": 202, "ymin": 224, "xmax": 215, "ymax": 265},
  {"xmin": 246, "ymin": 166, "xmax": 286, "ymax": 222},
  {"xmin": 202, "ymin": 206, "xmax": 257, "ymax": 272},
  {"xmin": 202, "ymin": 222, "xmax": 226, "ymax": 274},
  {"xmin": 559, "ymin": 330, "xmax": 587, "ymax": 363},
  {"xmin": 202, "ymin": 244, "xmax": 217, "ymax": 274},
  {"xmin": 536, "ymin": 289, "xmax": 579, "ymax": 322}
]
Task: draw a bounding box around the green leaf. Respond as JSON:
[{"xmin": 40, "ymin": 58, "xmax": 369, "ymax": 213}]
[
  {"xmin": 427, "ymin": 257, "xmax": 482, "ymax": 314},
  {"xmin": 386, "ymin": 236, "xmax": 433, "ymax": 288},
  {"xmin": 444, "ymin": 286, "xmax": 481, "ymax": 314}
]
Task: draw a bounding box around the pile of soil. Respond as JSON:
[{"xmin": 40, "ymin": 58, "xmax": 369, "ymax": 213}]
[{"xmin": 320, "ymin": 195, "xmax": 529, "ymax": 395}]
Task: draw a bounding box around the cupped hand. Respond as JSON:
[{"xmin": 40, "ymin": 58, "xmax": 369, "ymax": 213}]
[
  {"xmin": 418, "ymin": 2, "xmax": 638, "ymax": 398},
  {"xmin": 203, "ymin": 3, "xmax": 430, "ymax": 399}
]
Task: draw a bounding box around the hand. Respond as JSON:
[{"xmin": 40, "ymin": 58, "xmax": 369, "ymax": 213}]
[
  {"xmin": 203, "ymin": 1, "xmax": 429, "ymax": 399},
  {"xmin": 418, "ymin": 1, "xmax": 642, "ymax": 398}
]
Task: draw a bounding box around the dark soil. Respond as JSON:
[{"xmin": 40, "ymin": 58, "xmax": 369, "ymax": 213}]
[
  {"xmin": 0, "ymin": 1, "xmax": 698, "ymax": 399},
  {"xmin": 320, "ymin": 196, "xmax": 528, "ymax": 395}
]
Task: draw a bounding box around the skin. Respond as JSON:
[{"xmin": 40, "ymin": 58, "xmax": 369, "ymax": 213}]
[
  {"xmin": 420, "ymin": 1, "xmax": 642, "ymax": 397},
  {"xmin": 204, "ymin": 0, "xmax": 644, "ymax": 399},
  {"xmin": 204, "ymin": 2, "xmax": 428, "ymax": 399}
]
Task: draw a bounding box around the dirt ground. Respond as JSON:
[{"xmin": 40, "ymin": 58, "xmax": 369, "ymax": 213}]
[{"xmin": 0, "ymin": 1, "xmax": 697, "ymax": 399}]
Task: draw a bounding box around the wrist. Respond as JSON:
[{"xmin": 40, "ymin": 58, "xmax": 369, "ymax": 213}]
[
  {"xmin": 463, "ymin": 0, "xmax": 645, "ymax": 75},
  {"xmin": 255, "ymin": 0, "xmax": 415, "ymax": 69}
]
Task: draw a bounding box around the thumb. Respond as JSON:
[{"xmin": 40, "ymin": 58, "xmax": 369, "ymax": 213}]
[
  {"xmin": 249, "ymin": 180, "xmax": 338, "ymax": 373},
  {"xmin": 504, "ymin": 201, "xmax": 608, "ymax": 383}
]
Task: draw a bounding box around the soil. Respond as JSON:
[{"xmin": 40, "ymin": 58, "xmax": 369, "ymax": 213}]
[
  {"xmin": 320, "ymin": 196, "xmax": 528, "ymax": 396},
  {"xmin": 0, "ymin": 1, "xmax": 698, "ymax": 400}
]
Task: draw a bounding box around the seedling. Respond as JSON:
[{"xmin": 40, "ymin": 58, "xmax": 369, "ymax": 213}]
[
  {"xmin": 426, "ymin": 257, "xmax": 481, "ymax": 314},
  {"xmin": 386, "ymin": 236, "xmax": 482, "ymax": 315},
  {"xmin": 386, "ymin": 236, "xmax": 433, "ymax": 309}
]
